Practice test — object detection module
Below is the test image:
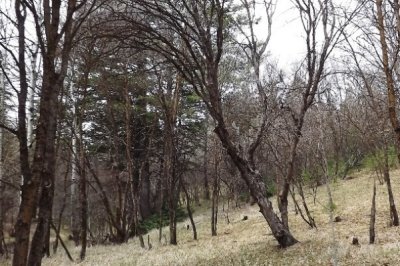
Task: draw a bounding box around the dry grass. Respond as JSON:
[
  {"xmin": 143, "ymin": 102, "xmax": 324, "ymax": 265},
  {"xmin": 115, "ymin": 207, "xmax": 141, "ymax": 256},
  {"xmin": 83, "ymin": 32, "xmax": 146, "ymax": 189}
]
[{"xmin": 3, "ymin": 169, "xmax": 400, "ymax": 265}]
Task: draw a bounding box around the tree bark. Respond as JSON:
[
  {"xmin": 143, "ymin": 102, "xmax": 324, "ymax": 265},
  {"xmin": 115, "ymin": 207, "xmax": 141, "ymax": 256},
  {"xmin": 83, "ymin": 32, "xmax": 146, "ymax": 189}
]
[
  {"xmin": 13, "ymin": 0, "xmax": 89, "ymax": 263},
  {"xmin": 79, "ymin": 137, "xmax": 88, "ymax": 260},
  {"xmin": 70, "ymin": 77, "xmax": 80, "ymax": 245},
  {"xmin": 290, "ymin": 185, "xmax": 316, "ymax": 228},
  {"xmin": 0, "ymin": 183, "xmax": 4, "ymax": 257},
  {"xmin": 140, "ymin": 162, "xmax": 152, "ymax": 219},
  {"xmin": 12, "ymin": 2, "xmax": 34, "ymax": 264},
  {"xmin": 129, "ymin": 81, "xmax": 148, "ymax": 246},
  {"xmin": 0, "ymin": 51, "xmax": 5, "ymax": 257},
  {"xmin": 203, "ymin": 116, "xmax": 210, "ymax": 200},
  {"xmin": 376, "ymin": 0, "xmax": 400, "ymax": 162},
  {"xmin": 278, "ymin": 125, "xmax": 302, "ymax": 230},
  {"xmin": 157, "ymin": 165, "xmax": 164, "ymax": 243},
  {"xmin": 214, "ymin": 123, "xmax": 298, "ymax": 247},
  {"xmin": 157, "ymin": 72, "xmax": 181, "ymax": 245},
  {"xmin": 211, "ymin": 179, "xmax": 219, "ymax": 236},
  {"xmin": 50, "ymin": 222, "xmax": 74, "ymax": 262},
  {"xmin": 86, "ymin": 158, "xmax": 125, "ymax": 242},
  {"xmin": 165, "ymin": 136, "xmax": 178, "ymax": 245},
  {"xmin": 211, "ymin": 144, "xmax": 220, "ymax": 236},
  {"xmin": 53, "ymin": 165, "xmax": 69, "ymax": 254},
  {"xmin": 27, "ymin": 46, "xmax": 39, "ymax": 146},
  {"xmin": 181, "ymin": 180, "xmax": 197, "ymax": 240},
  {"xmin": 204, "ymin": 61, "xmax": 297, "ymax": 246},
  {"xmin": 383, "ymin": 147, "xmax": 399, "ymax": 226},
  {"xmin": 370, "ymin": 180, "xmax": 377, "ymax": 244},
  {"xmin": 124, "ymin": 83, "xmax": 145, "ymax": 247},
  {"xmin": 168, "ymin": 193, "xmax": 177, "ymax": 245},
  {"xmin": 297, "ymin": 181, "xmax": 317, "ymax": 228},
  {"xmin": 27, "ymin": 68, "xmax": 61, "ymax": 266}
]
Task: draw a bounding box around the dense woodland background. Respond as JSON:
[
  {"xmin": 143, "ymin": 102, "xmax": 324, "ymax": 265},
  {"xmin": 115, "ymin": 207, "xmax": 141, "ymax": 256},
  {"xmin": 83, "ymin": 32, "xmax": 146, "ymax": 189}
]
[{"xmin": 1, "ymin": 0, "xmax": 400, "ymax": 265}]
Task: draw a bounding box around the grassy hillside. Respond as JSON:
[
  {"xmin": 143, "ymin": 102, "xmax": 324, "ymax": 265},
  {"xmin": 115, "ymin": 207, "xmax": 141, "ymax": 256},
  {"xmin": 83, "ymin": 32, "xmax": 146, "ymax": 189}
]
[{"xmin": 4, "ymin": 169, "xmax": 400, "ymax": 265}]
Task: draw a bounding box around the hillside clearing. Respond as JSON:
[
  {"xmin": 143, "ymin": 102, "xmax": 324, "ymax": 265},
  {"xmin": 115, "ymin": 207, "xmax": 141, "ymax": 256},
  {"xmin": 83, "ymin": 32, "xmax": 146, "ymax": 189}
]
[{"xmin": 3, "ymin": 170, "xmax": 400, "ymax": 265}]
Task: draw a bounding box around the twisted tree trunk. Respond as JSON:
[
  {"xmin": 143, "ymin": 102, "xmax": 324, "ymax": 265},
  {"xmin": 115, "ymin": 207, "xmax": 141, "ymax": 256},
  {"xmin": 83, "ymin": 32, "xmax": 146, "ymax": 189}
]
[{"xmin": 214, "ymin": 123, "xmax": 298, "ymax": 247}]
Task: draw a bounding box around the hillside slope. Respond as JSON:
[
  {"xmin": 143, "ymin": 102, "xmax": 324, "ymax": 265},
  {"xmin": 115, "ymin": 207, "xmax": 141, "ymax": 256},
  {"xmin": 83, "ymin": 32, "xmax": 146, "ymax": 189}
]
[{"xmin": 11, "ymin": 170, "xmax": 400, "ymax": 265}]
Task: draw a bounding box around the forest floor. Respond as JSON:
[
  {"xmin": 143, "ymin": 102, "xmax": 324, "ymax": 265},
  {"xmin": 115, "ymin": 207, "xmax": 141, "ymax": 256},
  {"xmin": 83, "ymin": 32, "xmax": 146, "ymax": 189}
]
[{"xmin": 4, "ymin": 169, "xmax": 400, "ymax": 265}]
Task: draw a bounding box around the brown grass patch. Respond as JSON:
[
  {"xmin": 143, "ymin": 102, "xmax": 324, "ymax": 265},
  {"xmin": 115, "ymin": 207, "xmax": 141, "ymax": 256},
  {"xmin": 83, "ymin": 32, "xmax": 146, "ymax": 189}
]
[{"xmin": 2, "ymin": 169, "xmax": 400, "ymax": 265}]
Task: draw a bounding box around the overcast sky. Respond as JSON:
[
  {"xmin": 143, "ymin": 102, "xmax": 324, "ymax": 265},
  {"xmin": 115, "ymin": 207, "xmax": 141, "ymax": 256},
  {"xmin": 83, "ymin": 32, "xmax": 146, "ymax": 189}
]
[{"xmin": 268, "ymin": 1, "xmax": 304, "ymax": 68}]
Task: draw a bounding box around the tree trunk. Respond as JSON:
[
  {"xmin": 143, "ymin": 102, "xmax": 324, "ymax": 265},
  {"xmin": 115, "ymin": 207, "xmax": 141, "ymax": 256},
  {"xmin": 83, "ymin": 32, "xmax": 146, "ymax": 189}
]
[
  {"xmin": 12, "ymin": 0, "xmax": 84, "ymax": 262},
  {"xmin": 0, "ymin": 59, "xmax": 5, "ymax": 256},
  {"xmin": 13, "ymin": 181, "xmax": 37, "ymax": 266},
  {"xmin": 27, "ymin": 179, "xmax": 55, "ymax": 264},
  {"xmin": 278, "ymin": 133, "xmax": 301, "ymax": 230},
  {"xmin": 297, "ymin": 182, "xmax": 316, "ymax": 228},
  {"xmin": 132, "ymin": 192, "xmax": 145, "ymax": 247},
  {"xmin": 27, "ymin": 46, "xmax": 39, "ymax": 146},
  {"xmin": 167, "ymin": 163, "xmax": 178, "ymax": 245},
  {"xmin": 53, "ymin": 166, "xmax": 69, "ymax": 254},
  {"xmin": 214, "ymin": 124, "xmax": 298, "ymax": 247},
  {"xmin": 211, "ymin": 150, "xmax": 219, "ymax": 236},
  {"xmin": 181, "ymin": 180, "xmax": 197, "ymax": 240},
  {"xmin": 278, "ymin": 183, "xmax": 290, "ymax": 230},
  {"xmin": 70, "ymin": 77, "xmax": 80, "ymax": 246},
  {"xmin": 168, "ymin": 194, "xmax": 177, "ymax": 245},
  {"xmin": 167, "ymin": 165, "xmax": 178, "ymax": 245},
  {"xmin": 203, "ymin": 116, "xmax": 210, "ymax": 200},
  {"xmin": 0, "ymin": 185, "xmax": 4, "ymax": 257},
  {"xmin": 140, "ymin": 161, "xmax": 152, "ymax": 219},
  {"xmin": 79, "ymin": 138, "xmax": 88, "ymax": 261},
  {"xmin": 158, "ymin": 197, "xmax": 163, "ymax": 243},
  {"xmin": 370, "ymin": 180, "xmax": 377, "ymax": 244},
  {"xmin": 159, "ymin": 78, "xmax": 180, "ymax": 246},
  {"xmin": 376, "ymin": 0, "xmax": 400, "ymax": 162},
  {"xmin": 27, "ymin": 72, "xmax": 60, "ymax": 266},
  {"xmin": 50, "ymin": 222, "xmax": 74, "ymax": 262},
  {"xmin": 86, "ymin": 158, "xmax": 125, "ymax": 242},
  {"xmin": 290, "ymin": 186, "xmax": 315, "ymax": 228},
  {"xmin": 383, "ymin": 147, "xmax": 399, "ymax": 226},
  {"xmin": 12, "ymin": 2, "xmax": 35, "ymax": 264},
  {"xmin": 124, "ymin": 84, "xmax": 145, "ymax": 247},
  {"xmin": 211, "ymin": 180, "xmax": 219, "ymax": 236},
  {"xmin": 194, "ymin": 186, "xmax": 200, "ymax": 206},
  {"xmin": 157, "ymin": 169, "xmax": 164, "ymax": 243}
]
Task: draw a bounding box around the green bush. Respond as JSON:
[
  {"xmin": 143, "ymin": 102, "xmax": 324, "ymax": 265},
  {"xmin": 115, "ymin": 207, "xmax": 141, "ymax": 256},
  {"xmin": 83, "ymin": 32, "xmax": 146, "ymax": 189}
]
[
  {"xmin": 327, "ymin": 201, "xmax": 337, "ymax": 212},
  {"xmin": 238, "ymin": 191, "xmax": 250, "ymax": 202},
  {"xmin": 139, "ymin": 206, "xmax": 188, "ymax": 234},
  {"xmin": 264, "ymin": 177, "xmax": 276, "ymax": 198},
  {"xmin": 362, "ymin": 146, "xmax": 398, "ymax": 171}
]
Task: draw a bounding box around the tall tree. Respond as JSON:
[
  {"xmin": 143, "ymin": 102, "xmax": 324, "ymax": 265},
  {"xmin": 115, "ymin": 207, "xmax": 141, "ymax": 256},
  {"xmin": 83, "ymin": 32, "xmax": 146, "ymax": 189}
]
[
  {"xmin": 155, "ymin": 67, "xmax": 182, "ymax": 245},
  {"xmin": 0, "ymin": 50, "xmax": 6, "ymax": 257},
  {"xmin": 375, "ymin": 0, "xmax": 400, "ymax": 162},
  {"xmin": 117, "ymin": 0, "xmax": 298, "ymax": 247},
  {"xmin": 276, "ymin": 0, "xmax": 358, "ymax": 229},
  {"xmin": 344, "ymin": 35, "xmax": 400, "ymax": 226},
  {"xmin": 9, "ymin": 1, "xmax": 100, "ymax": 265}
]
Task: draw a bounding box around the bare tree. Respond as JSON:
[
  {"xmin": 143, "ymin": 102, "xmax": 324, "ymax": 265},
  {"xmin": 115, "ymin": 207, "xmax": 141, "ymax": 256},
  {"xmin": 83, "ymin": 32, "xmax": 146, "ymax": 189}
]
[
  {"xmin": 375, "ymin": 0, "xmax": 400, "ymax": 162},
  {"xmin": 344, "ymin": 33, "xmax": 399, "ymax": 226},
  {"xmin": 67, "ymin": 65, "xmax": 81, "ymax": 246},
  {"xmin": 124, "ymin": 73, "xmax": 146, "ymax": 248},
  {"xmin": 210, "ymin": 135, "xmax": 221, "ymax": 236},
  {"xmin": 370, "ymin": 178, "xmax": 376, "ymax": 244},
  {"xmin": 115, "ymin": 0, "xmax": 298, "ymax": 247},
  {"xmin": 5, "ymin": 1, "xmax": 101, "ymax": 265},
  {"xmin": 0, "ymin": 50, "xmax": 6, "ymax": 257},
  {"xmin": 277, "ymin": 0, "xmax": 353, "ymax": 230},
  {"xmin": 155, "ymin": 66, "xmax": 182, "ymax": 245}
]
